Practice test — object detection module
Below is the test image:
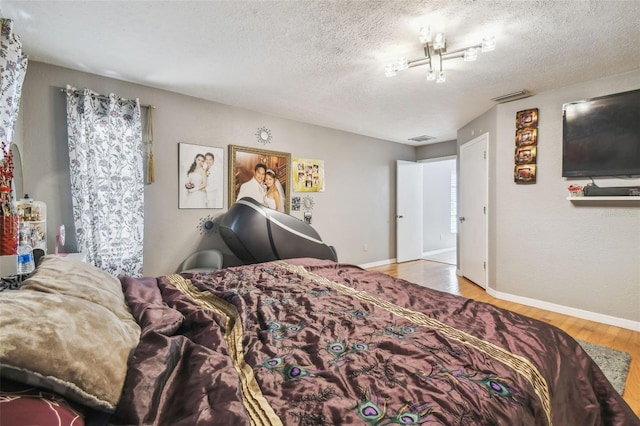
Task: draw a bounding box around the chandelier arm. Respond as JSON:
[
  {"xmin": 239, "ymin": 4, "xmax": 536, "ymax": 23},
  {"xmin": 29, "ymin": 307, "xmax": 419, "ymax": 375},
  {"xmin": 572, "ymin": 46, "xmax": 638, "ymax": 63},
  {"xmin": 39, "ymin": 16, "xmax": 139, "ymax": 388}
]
[
  {"xmin": 441, "ymin": 43, "xmax": 483, "ymax": 58},
  {"xmin": 408, "ymin": 58, "xmax": 431, "ymax": 68}
]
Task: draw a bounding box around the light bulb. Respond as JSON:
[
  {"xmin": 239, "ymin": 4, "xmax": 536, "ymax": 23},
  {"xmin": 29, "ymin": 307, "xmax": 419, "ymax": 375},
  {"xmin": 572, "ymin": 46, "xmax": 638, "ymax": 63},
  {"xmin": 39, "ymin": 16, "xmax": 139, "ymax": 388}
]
[
  {"xmin": 427, "ymin": 70, "xmax": 436, "ymax": 81},
  {"xmin": 385, "ymin": 64, "xmax": 397, "ymax": 77},
  {"xmin": 436, "ymin": 71, "xmax": 446, "ymax": 83},
  {"xmin": 463, "ymin": 48, "xmax": 478, "ymax": 62},
  {"xmin": 481, "ymin": 36, "xmax": 496, "ymax": 52}
]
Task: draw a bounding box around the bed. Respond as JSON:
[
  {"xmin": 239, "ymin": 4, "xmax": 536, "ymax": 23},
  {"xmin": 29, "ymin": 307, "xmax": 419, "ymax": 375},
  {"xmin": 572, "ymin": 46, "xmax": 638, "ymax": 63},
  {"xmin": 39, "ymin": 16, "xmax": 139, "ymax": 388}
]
[{"xmin": 1, "ymin": 255, "xmax": 638, "ymax": 425}]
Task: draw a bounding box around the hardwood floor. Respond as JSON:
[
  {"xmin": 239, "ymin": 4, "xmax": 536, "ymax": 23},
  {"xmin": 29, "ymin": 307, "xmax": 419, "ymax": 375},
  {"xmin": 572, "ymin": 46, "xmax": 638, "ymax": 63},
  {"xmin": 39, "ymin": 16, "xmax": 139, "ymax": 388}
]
[{"xmin": 368, "ymin": 259, "xmax": 640, "ymax": 417}]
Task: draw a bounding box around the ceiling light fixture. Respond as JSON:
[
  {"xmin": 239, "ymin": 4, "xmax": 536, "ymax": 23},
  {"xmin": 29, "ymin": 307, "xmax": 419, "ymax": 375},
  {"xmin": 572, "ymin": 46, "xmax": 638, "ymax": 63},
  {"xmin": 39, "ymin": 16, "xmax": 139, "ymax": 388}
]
[{"xmin": 385, "ymin": 26, "xmax": 496, "ymax": 82}]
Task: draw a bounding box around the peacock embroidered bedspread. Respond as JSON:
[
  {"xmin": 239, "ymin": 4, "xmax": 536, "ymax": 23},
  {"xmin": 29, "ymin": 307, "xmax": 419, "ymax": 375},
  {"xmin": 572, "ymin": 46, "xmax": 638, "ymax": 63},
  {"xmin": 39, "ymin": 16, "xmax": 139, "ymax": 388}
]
[{"xmin": 111, "ymin": 258, "xmax": 639, "ymax": 425}]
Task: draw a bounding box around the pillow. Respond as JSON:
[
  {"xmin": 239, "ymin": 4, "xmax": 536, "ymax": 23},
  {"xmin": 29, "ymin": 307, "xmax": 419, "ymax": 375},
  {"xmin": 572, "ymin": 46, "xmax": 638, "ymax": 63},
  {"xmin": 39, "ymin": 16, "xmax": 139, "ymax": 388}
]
[
  {"xmin": 20, "ymin": 255, "xmax": 132, "ymax": 321},
  {"xmin": 0, "ymin": 256, "xmax": 140, "ymax": 412},
  {"xmin": 0, "ymin": 378, "xmax": 86, "ymax": 426}
]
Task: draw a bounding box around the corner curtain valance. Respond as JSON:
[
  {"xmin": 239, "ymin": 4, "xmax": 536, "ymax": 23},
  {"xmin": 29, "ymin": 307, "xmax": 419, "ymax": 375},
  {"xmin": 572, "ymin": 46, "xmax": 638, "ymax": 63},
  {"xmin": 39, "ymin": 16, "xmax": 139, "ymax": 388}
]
[
  {"xmin": 0, "ymin": 18, "xmax": 28, "ymax": 153},
  {"xmin": 65, "ymin": 86, "xmax": 144, "ymax": 277}
]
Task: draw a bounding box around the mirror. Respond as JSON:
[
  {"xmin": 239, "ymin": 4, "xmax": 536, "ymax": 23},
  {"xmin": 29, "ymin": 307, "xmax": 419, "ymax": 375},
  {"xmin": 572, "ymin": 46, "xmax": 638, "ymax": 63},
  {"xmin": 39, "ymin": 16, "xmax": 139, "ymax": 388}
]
[{"xmin": 10, "ymin": 143, "xmax": 23, "ymax": 200}]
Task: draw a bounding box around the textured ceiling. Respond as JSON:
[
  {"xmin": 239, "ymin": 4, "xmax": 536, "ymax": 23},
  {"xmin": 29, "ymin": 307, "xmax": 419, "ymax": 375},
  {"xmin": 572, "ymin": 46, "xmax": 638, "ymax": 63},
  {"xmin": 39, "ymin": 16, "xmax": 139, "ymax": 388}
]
[{"xmin": 2, "ymin": 0, "xmax": 639, "ymax": 145}]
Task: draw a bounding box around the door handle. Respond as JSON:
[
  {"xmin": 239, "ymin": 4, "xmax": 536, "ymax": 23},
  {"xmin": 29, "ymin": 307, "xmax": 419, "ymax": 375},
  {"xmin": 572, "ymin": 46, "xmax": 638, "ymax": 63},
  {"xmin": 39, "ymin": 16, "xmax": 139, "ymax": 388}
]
[
  {"xmin": 397, "ymin": 215, "xmax": 404, "ymax": 219},
  {"xmin": 458, "ymin": 216, "xmax": 466, "ymax": 222}
]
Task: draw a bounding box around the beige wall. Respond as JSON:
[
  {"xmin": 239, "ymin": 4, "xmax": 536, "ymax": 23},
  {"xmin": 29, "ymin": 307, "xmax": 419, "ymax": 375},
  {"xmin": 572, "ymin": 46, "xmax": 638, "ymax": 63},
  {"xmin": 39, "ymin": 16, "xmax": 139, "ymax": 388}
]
[
  {"xmin": 19, "ymin": 62, "xmax": 416, "ymax": 275},
  {"xmin": 459, "ymin": 70, "xmax": 640, "ymax": 323}
]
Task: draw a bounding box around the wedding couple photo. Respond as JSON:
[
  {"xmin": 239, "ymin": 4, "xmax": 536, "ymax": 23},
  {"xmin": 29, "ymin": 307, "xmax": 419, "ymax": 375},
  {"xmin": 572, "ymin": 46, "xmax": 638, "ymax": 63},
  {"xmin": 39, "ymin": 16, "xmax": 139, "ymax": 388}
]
[
  {"xmin": 178, "ymin": 143, "xmax": 224, "ymax": 209},
  {"xmin": 229, "ymin": 145, "xmax": 290, "ymax": 214}
]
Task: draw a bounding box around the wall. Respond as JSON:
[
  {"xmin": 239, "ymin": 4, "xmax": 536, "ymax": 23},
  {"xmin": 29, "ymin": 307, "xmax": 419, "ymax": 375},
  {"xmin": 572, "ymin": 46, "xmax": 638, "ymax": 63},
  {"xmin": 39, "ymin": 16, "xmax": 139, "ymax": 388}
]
[
  {"xmin": 460, "ymin": 70, "xmax": 640, "ymax": 324},
  {"xmin": 19, "ymin": 62, "xmax": 416, "ymax": 276},
  {"xmin": 421, "ymin": 158, "xmax": 456, "ymax": 253},
  {"xmin": 415, "ymin": 140, "xmax": 457, "ymax": 159}
]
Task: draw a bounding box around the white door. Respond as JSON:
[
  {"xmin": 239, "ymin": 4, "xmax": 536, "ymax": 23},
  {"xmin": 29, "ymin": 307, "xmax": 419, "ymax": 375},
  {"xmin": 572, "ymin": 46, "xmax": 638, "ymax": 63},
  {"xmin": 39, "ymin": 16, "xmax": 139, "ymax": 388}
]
[
  {"xmin": 396, "ymin": 160, "xmax": 423, "ymax": 263},
  {"xmin": 459, "ymin": 134, "xmax": 488, "ymax": 288}
]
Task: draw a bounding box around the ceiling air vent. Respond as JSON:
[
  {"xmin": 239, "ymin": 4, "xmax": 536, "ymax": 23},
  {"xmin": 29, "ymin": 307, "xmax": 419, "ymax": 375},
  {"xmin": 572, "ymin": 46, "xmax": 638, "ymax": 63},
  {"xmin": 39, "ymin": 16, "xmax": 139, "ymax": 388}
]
[
  {"xmin": 408, "ymin": 135, "xmax": 436, "ymax": 143},
  {"xmin": 491, "ymin": 90, "xmax": 532, "ymax": 103}
]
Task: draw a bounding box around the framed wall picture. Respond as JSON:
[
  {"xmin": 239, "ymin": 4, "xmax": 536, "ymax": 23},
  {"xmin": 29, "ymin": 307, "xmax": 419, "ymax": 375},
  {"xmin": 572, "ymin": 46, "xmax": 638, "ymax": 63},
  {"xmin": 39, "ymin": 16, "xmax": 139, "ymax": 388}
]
[
  {"xmin": 178, "ymin": 143, "xmax": 224, "ymax": 209},
  {"xmin": 514, "ymin": 164, "xmax": 537, "ymax": 183},
  {"xmin": 515, "ymin": 145, "xmax": 537, "ymax": 164},
  {"xmin": 515, "ymin": 127, "xmax": 538, "ymax": 146},
  {"xmin": 292, "ymin": 157, "xmax": 325, "ymax": 192},
  {"xmin": 228, "ymin": 145, "xmax": 291, "ymax": 213},
  {"xmin": 516, "ymin": 108, "xmax": 539, "ymax": 129}
]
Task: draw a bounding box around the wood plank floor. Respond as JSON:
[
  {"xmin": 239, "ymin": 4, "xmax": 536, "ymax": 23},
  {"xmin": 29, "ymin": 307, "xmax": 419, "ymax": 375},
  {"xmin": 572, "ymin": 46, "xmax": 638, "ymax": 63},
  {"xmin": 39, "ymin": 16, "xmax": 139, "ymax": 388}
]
[{"xmin": 368, "ymin": 259, "xmax": 640, "ymax": 417}]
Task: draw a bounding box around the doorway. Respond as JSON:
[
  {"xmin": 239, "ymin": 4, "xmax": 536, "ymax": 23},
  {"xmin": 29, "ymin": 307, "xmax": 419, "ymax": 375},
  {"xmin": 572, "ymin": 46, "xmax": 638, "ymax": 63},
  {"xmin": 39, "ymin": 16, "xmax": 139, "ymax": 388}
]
[{"xmin": 420, "ymin": 157, "xmax": 457, "ymax": 266}]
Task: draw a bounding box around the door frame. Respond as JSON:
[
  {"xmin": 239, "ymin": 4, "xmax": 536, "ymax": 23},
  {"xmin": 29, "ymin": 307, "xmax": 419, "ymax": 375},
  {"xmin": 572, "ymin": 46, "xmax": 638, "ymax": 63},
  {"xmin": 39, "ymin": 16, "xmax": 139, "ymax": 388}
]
[{"xmin": 458, "ymin": 133, "xmax": 489, "ymax": 288}]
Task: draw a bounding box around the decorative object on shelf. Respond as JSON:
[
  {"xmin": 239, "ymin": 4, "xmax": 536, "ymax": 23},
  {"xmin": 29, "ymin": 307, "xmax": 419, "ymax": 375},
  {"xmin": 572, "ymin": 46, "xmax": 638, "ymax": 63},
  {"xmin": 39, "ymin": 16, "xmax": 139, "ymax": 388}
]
[
  {"xmin": 197, "ymin": 215, "xmax": 217, "ymax": 235},
  {"xmin": 54, "ymin": 225, "xmax": 65, "ymax": 255},
  {"xmin": 0, "ymin": 141, "xmax": 17, "ymax": 256},
  {"xmin": 291, "ymin": 196, "xmax": 301, "ymax": 211},
  {"xmin": 567, "ymin": 185, "xmax": 584, "ymax": 197},
  {"xmin": 178, "ymin": 143, "xmax": 224, "ymax": 209},
  {"xmin": 384, "ymin": 25, "xmax": 495, "ymax": 83},
  {"xmin": 255, "ymin": 126, "xmax": 272, "ymax": 145},
  {"xmin": 292, "ymin": 158, "xmax": 325, "ymax": 192},
  {"xmin": 514, "ymin": 108, "xmax": 539, "ymax": 184},
  {"xmin": 14, "ymin": 194, "xmax": 47, "ymax": 252},
  {"xmin": 228, "ymin": 145, "xmax": 291, "ymax": 214},
  {"xmin": 302, "ymin": 195, "xmax": 315, "ymax": 211}
]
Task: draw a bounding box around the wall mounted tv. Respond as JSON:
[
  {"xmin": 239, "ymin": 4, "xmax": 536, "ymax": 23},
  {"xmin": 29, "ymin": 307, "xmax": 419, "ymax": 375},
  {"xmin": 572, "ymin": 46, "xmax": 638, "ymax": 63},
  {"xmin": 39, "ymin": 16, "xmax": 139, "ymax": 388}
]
[{"xmin": 562, "ymin": 88, "xmax": 640, "ymax": 177}]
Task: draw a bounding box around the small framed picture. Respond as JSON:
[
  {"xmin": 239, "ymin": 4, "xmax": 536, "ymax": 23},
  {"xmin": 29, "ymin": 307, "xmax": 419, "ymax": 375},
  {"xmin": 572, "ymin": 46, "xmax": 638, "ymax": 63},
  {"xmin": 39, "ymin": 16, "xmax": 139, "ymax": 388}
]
[
  {"xmin": 515, "ymin": 145, "xmax": 537, "ymax": 165},
  {"xmin": 514, "ymin": 164, "xmax": 537, "ymax": 183},
  {"xmin": 515, "ymin": 127, "xmax": 538, "ymax": 146},
  {"xmin": 516, "ymin": 108, "xmax": 538, "ymax": 129}
]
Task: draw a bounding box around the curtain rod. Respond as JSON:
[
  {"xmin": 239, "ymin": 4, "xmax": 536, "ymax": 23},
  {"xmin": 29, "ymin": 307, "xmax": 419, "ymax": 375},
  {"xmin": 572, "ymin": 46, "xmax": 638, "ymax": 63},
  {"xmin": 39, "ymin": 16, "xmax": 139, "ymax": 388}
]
[{"xmin": 60, "ymin": 88, "xmax": 156, "ymax": 109}]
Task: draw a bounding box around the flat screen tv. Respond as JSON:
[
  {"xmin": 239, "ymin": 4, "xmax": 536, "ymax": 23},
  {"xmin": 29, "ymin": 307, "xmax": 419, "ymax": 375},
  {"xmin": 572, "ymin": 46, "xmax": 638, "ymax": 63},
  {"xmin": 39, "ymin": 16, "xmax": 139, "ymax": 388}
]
[{"xmin": 562, "ymin": 88, "xmax": 640, "ymax": 177}]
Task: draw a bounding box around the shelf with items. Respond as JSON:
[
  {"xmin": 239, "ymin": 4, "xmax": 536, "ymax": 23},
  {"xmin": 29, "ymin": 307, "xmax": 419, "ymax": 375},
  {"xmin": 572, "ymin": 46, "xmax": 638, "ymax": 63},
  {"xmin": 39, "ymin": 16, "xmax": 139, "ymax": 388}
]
[
  {"xmin": 14, "ymin": 195, "xmax": 47, "ymax": 252},
  {"xmin": 567, "ymin": 196, "xmax": 640, "ymax": 202}
]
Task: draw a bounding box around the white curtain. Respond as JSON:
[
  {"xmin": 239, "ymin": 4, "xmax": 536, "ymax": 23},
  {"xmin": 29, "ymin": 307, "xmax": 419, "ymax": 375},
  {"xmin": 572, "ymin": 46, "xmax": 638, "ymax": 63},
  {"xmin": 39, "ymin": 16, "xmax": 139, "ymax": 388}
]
[
  {"xmin": 65, "ymin": 87, "xmax": 144, "ymax": 277},
  {"xmin": 0, "ymin": 18, "xmax": 28, "ymax": 154}
]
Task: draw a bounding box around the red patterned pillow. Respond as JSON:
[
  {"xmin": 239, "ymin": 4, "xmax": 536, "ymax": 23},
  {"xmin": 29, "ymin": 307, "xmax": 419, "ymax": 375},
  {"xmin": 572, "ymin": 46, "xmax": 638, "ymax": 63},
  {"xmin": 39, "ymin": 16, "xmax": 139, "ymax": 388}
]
[{"xmin": 0, "ymin": 379, "xmax": 85, "ymax": 426}]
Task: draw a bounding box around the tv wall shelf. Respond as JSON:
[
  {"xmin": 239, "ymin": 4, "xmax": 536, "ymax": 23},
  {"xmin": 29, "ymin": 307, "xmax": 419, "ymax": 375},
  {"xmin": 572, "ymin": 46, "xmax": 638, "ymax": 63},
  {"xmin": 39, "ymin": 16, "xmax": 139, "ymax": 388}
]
[{"xmin": 567, "ymin": 196, "xmax": 640, "ymax": 202}]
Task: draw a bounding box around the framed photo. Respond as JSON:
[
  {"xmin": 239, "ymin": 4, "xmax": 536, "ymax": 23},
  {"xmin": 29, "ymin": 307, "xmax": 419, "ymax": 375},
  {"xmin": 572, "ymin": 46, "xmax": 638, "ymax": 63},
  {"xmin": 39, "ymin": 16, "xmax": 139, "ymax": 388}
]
[
  {"xmin": 514, "ymin": 164, "xmax": 537, "ymax": 183},
  {"xmin": 515, "ymin": 127, "xmax": 538, "ymax": 146},
  {"xmin": 292, "ymin": 158, "xmax": 325, "ymax": 192},
  {"xmin": 178, "ymin": 143, "xmax": 224, "ymax": 209},
  {"xmin": 515, "ymin": 145, "xmax": 537, "ymax": 165},
  {"xmin": 516, "ymin": 108, "xmax": 538, "ymax": 129},
  {"xmin": 228, "ymin": 145, "xmax": 291, "ymax": 213}
]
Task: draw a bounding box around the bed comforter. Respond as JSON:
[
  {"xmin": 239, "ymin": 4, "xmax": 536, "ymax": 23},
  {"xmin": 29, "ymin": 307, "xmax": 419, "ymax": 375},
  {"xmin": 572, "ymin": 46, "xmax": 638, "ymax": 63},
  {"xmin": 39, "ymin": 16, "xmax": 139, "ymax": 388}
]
[{"xmin": 111, "ymin": 259, "xmax": 639, "ymax": 425}]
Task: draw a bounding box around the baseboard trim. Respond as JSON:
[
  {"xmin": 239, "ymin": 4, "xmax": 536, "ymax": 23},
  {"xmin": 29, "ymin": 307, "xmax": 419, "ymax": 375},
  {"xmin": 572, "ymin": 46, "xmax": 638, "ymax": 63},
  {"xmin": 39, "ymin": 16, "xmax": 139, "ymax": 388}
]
[
  {"xmin": 422, "ymin": 247, "xmax": 456, "ymax": 257},
  {"xmin": 486, "ymin": 287, "xmax": 640, "ymax": 332},
  {"xmin": 358, "ymin": 258, "xmax": 395, "ymax": 269}
]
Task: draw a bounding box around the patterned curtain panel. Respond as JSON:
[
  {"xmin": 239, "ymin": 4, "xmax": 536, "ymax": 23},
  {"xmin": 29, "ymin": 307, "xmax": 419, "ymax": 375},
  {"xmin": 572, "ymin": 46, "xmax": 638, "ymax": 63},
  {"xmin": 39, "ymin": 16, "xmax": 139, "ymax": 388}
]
[
  {"xmin": 0, "ymin": 18, "xmax": 28, "ymax": 152},
  {"xmin": 65, "ymin": 87, "xmax": 144, "ymax": 277}
]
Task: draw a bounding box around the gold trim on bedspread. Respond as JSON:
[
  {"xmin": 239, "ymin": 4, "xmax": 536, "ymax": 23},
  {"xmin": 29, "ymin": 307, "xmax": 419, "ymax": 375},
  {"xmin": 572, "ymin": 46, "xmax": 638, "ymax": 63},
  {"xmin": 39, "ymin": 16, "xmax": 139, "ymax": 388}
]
[
  {"xmin": 166, "ymin": 274, "xmax": 283, "ymax": 426},
  {"xmin": 276, "ymin": 262, "xmax": 553, "ymax": 426}
]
